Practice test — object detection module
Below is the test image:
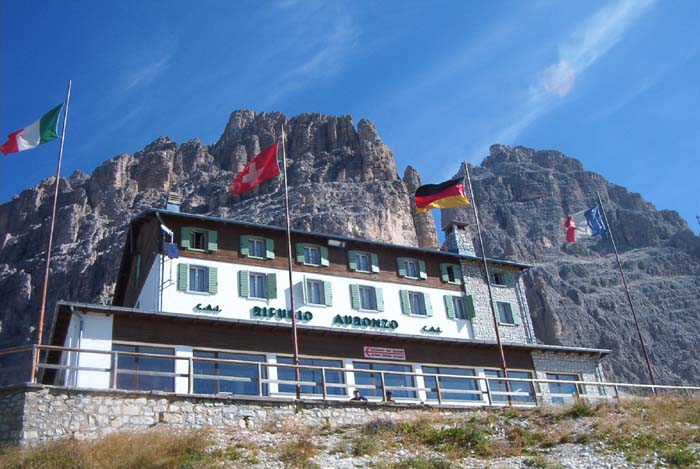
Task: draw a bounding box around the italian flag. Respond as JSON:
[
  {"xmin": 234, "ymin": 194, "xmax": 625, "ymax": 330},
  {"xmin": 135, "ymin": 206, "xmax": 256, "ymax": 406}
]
[{"xmin": 0, "ymin": 104, "xmax": 63, "ymax": 156}]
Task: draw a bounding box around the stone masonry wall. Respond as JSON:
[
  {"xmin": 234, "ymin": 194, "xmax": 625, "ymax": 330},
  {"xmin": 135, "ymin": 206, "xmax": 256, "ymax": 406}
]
[
  {"xmin": 461, "ymin": 263, "xmax": 536, "ymax": 345},
  {"xmin": 0, "ymin": 385, "xmax": 510, "ymax": 447},
  {"xmin": 531, "ymin": 352, "xmax": 607, "ymax": 405}
]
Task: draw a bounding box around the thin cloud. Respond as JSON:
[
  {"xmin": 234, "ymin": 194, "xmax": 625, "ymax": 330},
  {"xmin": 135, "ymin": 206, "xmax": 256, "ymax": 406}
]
[
  {"xmin": 123, "ymin": 55, "xmax": 172, "ymax": 92},
  {"xmin": 467, "ymin": 0, "xmax": 656, "ymax": 161}
]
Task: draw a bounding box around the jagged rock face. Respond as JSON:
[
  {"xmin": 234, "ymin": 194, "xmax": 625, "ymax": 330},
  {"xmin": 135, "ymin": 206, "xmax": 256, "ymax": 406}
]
[
  {"xmin": 0, "ymin": 111, "xmax": 433, "ymax": 358},
  {"xmin": 443, "ymin": 144, "xmax": 700, "ymax": 385}
]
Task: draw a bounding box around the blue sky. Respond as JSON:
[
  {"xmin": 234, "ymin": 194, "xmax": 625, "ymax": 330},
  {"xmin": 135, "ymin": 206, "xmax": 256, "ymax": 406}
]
[{"xmin": 1, "ymin": 0, "xmax": 698, "ymax": 233}]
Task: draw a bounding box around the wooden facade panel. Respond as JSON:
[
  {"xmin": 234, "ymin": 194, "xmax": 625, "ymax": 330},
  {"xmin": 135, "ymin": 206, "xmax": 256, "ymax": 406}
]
[{"xmin": 113, "ymin": 315, "xmax": 534, "ymax": 370}]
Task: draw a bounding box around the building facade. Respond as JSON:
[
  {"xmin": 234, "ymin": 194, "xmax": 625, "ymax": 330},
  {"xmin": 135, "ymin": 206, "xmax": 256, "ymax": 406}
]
[{"xmin": 47, "ymin": 208, "xmax": 609, "ymax": 406}]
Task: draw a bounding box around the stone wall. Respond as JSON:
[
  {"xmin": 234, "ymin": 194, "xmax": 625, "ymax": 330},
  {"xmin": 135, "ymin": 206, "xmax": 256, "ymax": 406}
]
[
  {"xmin": 0, "ymin": 385, "xmax": 506, "ymax": 447},
  {"xmin": 531, "ymin": 351, "xmax": 607, "ymax": 405},
  {"xmin": 461, "ymin": 263, "xmax": 536, "ymax": 344}
]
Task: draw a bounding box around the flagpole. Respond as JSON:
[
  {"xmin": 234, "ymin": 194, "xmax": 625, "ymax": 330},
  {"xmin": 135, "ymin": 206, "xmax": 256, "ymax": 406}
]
[
  {"xmin": 596, "ymin": 192, "xmax": 656, "ymax": 391},
  {"xmin": 463, "ymin": 163, "xmax": 512, "ymax": 404},
  {"xmin": 36, "ymin": 80, "xmax": 72, "ymax": 356},
  {"xmin": 280, "ymin": 124, "xmax": 301, "ymax": 399}
]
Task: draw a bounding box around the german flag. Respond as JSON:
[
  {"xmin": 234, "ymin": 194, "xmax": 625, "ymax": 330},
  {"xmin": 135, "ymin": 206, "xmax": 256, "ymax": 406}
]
[{"xmin": 414, "ymin": 177, "xmax": 470, "ymax": 213}]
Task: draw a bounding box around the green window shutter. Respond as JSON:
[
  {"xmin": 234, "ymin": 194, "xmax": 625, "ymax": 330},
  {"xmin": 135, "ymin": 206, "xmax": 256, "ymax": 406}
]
[
  {"xmin": 503, "ymin": 271, "xmax": 512, "ymax": 285},
  {"xmin": 444, "ymin": 295, "xmax": 455, "ymax": 319},
  {"xmin": 323, "ymin": 281, "xmax": 333, "ymax": 306},
  {"xmin": 400, "ymin": 290, "xmax": 410, "ymax": 315},
  {"xmin": 451, "ymin": 265, "xmax": 462, "ymax": 284},
  {"xmin": 375, "ymin": 287, "xmax": 384, "ymax": 311},
  {"xmin": 424, "ymin": 293, "xmax": 433, "ymax": 316},
  {"xmin": 177, "ymin": 263, "xmax": 188, "ymax": 291},
  {"xmin": 296, "ymin": 243, "xmax": 305, "ymax": 263},
  {"xmin": 266, "ymin": 273, "xmax": 277, "ymax": 299},
  {"xmin": 370, "ymin": 253, "xmax": 380, "ymax": 273},
  {"xmin": 418, "ymin": 260, "xmax": 427, "ymax": 280},
  {"xmin": 511, "ymin": 304, "xmax": 521, "ymax": 325},
  {"xmin": 181, "ymin": 228, "xmax": 191, "ymax": 249},
  {"xmin": 350, "ymin": 284, "xmax": 360, "ymax": 309},
  {"xmin": 238, "ymin": 271, "xmax": 249, "ymax": 298},
  {"xmin": 466, "ymin": 295, "xmax": 476, "ymax": 319},
  {"xmin": 265, "ymin": 238, "xmax": 275, "ymax": 259},
  {"xmin": 320, "ymin": 246, "xmax": 330, "ymax": 267},
  {"xmin": 348, "ymin": 251, "xmax": 358, "ymax": 271},
  {"xmin": 397, "ymin": 257, "xmax": 407, "ymax": 277},
  {"xmin": 240, "ymin": 235, "xmax": 250, "ymax": 257},
  {"xmin": 440, "ymin": 263, "xmax": 449, "ymax": 282},
  {"xmin": 208, "ymin": 267, "xmax": 218, "ymax": 294},
  {"xmin": 207, "ymin": 230, "xmax": 218, "ymax": 251},
  {"xmin": 301, "ymin": 277, "xmax": 308, "ymax": 304}
]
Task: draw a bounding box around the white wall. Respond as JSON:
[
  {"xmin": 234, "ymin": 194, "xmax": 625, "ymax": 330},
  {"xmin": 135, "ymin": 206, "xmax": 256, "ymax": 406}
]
[
  {"xmin": 151, "ymin": 255, "xmax": 487, "ymax": 341},
  {"xmin": 135, "ymin": 254, "xmax": 162, "ymax": 311},
  {"xmin": 61, "ymin": 312, "xmax": 114, "ymax": 389}
]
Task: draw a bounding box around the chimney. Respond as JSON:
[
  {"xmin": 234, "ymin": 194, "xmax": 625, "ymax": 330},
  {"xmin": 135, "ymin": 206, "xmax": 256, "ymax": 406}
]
[
  {"xmin": 165, "ymin": 192, "xmax": 182, "ymax": 213},
  {"xmin": 443, "ymin": 221, "xmax": 475, "ymax": 256}
]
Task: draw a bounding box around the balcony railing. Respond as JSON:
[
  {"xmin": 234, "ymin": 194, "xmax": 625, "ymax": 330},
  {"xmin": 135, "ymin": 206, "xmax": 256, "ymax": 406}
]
[{"xmin": 2, "ymin": 345, "xmax": 699, "ymax": 407}]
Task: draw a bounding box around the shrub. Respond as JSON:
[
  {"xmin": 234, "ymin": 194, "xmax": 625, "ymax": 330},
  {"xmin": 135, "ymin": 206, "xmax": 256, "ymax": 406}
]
[
  {"xmin": 661, "ymin": 449, "xmax": 699, "ymax": 467},
  {"xmin": 278, "ymin": 436, "xmax": 319, "ymax": 468}
]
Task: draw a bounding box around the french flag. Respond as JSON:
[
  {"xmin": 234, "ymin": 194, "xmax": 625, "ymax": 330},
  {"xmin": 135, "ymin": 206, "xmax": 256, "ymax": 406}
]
[{"xmin": 563, "ymin": 207, "xmax": 607, "ymax": 243}]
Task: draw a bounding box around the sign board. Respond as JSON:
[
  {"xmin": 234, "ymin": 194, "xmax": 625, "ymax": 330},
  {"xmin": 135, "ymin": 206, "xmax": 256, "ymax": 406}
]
[{"xmin": 363, "ymin": 346, "xmax": 406, "ymax": 361}]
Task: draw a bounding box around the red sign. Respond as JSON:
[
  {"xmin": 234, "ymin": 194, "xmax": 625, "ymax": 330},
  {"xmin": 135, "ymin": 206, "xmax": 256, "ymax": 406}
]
[{"xmin": 363, "ymin": 346, "xmax": 406, "ymax": 360}]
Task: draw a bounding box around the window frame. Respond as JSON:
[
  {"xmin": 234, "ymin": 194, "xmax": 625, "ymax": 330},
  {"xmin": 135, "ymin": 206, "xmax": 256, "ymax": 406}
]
[
  {"xmin": 306, "ymin": 279, "xmax": 324, "ymax": 305},
  {"xmin": 401, "ymin": 290, "xmax": 432, "ymax": 316},
  {"xmin": 188, "ymin": 265, "xmax": 209, "ymax": 293},
  {"xmin": 249, "ymin": 272, "xmax": 267, "ymax": 299},
  {"xmin": 358, "ymin": 285, "xmax": 377, "ymax": 311},
  {"xmin": 408, "ymin": 291, "xmax": 427, "ymax": 316},
  {"xmin": 496, "ymin": 301, "xmax": 515, "ymax": 325},
  {"xmin": 248, "ymin": 237, "xmax": 265, "ymax": 259},
  {"xmin": 489, "ymin": 270, "xmax": 511, "ymax": 287},
  {"xmin": 453, "ymin": 297, "xmax": 468, "ymax": 320}
]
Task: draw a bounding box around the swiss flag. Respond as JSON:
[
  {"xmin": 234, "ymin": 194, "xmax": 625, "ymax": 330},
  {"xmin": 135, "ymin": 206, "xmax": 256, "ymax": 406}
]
[{"xmin": 231, "ymin": 142, "xmax": 280, "ymax": 195}]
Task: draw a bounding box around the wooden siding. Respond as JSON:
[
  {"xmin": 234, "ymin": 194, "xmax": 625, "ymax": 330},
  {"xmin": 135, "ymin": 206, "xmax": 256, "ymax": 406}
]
[{"xmin": 112, "ymin": 315, "xmax": 534, "ymax": 370}]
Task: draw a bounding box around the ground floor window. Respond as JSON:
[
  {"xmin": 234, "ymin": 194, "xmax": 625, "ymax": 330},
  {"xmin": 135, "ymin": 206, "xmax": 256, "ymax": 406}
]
[
  {"xmin": 113, "ymin": 344, "xmax": 174, "ymax": 392},
  {"xmin": 423, "ymin": 366, "xmax": 480, "ymax": 401},
  {"xmin": 353, "ymin": 362, "xmax": 416, "ymax": 399},
  {"xmin": 484, "ymin": 369, "xmax": 536, "ymax": 404},
  {"xmin": 193, "ymin": 351, "xmax": 267, "ymax": 396},
  {"xmin": 277, "ymin": 357, "xmax": 345, "ymax": 395},
  {"xmin": 546, "ymin": 372, "xmax": 580, "ymax": 404}
]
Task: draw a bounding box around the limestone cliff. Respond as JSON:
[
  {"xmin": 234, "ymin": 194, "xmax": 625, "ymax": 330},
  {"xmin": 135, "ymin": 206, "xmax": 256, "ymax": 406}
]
[{"xmin": 442, "ymin": 145, "xmax": 700, "ymax": 384}]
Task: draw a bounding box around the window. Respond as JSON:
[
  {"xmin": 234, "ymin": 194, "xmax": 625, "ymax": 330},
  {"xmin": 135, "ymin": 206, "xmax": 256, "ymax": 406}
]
[
  {"xmin": 239, "ymin": 271, "xmax": 277, "ymax": 299},
  {"xmin": 398, "ymin": 257, "xmax": 427, "ymax": 279},
  {"xmin": 453, "ymin": 297, "xmax": 468, "ymax": 320},
  {"xmin": 497, "ymin": 301, "xmax": 517, "ymax": 324},
  {"xmin": 485, "ymin": 370, "xmax": 535, "ymax": 404},
  {"xmin": 240, "ymin": 235, "xmax": 274, "ymax": 260},
  {"xmin": 249, "ymin": 273, "xmax": 266, "ymax": 299},
  {"xmin": 440, "ymin": 263, "xmax": 462, "ymax": 284},
  {"xmin": 180, "ymin": 227, "xmax": 217, "ymax": 252},
  {"xmin": 359, "ymin": 286, "xmax": 377, "ymax": 310},
  {"xmin": 546, "ymin": 373, "xmax": 580, "ymax": 404},
  {"xmin": 305, "ymin": 279, "xmax": 332, "ymax": 306},
  {"xmin": 277, "ymin": 357, "xmax": 345, "ymax": 396},
  {"xmin": 356, "ymin": 253, "xmax": 369, "ymax": 272},
  {"xmin": 193, "ymin": 351, "xmax": 267, "ymax": 396},
  {"xmin": 189, "ymin": 265, "xmax": 209, "ymax": 292},
  {"xmin": 249, "ymin": 238, "xmax": 264, "ymax": 258},
  {"xmin": 348, "ymin": 251, "xmax": 379, "ymax": 273},
  {"xmin": 350, "ymin": 285, "xmax": 383, "ymax": 311},
  {"xmin": 423, "ymin": 366, "xmax": 480, "ymax": 402},
  {"xmin": 409, "ymin": 292, "xmax": 426, "ymax": 315},
  {"xmin": 489, "ymin": 271, "xmax": 511, "ymax": 286},
  {"xmin": 191, "ymin": 230, "xmax": 207, "ymax": 250},
  {"xmin": 400, "ymin": 290, "xmax": 432, "ymax": 316},
  {"xmin": 113, "ymin": 344, "xmax": 174, "ymax": 392},
  {"xmin": 354, "ymin": 362, "xmax": 415, "ymax": 399},
  {"xmin": 296, "ymin": 243, "xmax": 329, "ymax": 266},
  {"xmin": 177, "ymin": 264, "xmax": 218, "ymax": 294}
]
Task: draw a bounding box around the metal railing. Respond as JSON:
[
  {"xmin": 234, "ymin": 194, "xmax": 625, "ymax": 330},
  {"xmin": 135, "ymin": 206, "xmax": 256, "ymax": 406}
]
[{"xmin": 3, "ymin": 344, "xmax": 699, "ymax": 407}]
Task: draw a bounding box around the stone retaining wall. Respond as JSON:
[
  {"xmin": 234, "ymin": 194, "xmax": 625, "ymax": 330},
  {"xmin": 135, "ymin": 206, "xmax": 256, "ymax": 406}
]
[{"xmin": 1, "ymin": 385, "xmax": 488, "ymax": 446}]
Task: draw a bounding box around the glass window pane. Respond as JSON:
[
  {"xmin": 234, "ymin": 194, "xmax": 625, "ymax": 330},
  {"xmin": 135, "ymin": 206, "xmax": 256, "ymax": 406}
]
[
  {"xmin": 424, "ymin": 366, "xmax": 479, "ymax": 401},
  {"xmin": 485, "ymin": 370, "xmax": 534, "ymax": 403},
  {"xmin": 353, "ymin": 362, "xmax": 415, "ymax": 399},
  {"xmin": 194, "ymin": 351, "xmax": 266, "ymax": 396},
  {"xmin": 277, "ymin": 357, "xmax": 344, "ymax": 395},
  {"xmin": 114, "ymin": 345, "xmax": 174, "ymax": 392},
  {"xmin": 547, "ymin": 373, "xmax": 578, "ymax": 404},
  {"xmin": 357, "ymin": 254, "xmax": 369, "ymax": 271}
]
